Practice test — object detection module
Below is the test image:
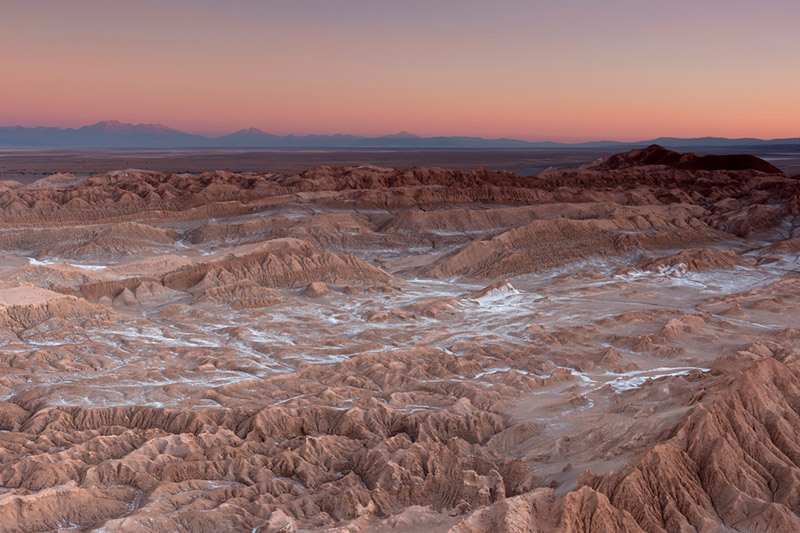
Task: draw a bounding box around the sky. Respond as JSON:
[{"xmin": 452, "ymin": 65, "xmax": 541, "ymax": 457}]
[{"xmin": 1, "ymin": 0, "xmax": 799, "ymax": 142}]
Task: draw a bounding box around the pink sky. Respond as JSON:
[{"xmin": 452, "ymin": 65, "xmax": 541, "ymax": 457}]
[{"xmin": 2, "ymin": 0, "xmax": 799, "ymax": 141}]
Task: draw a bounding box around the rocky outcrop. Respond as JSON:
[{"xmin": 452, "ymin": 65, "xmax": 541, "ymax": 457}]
[
  {"xmin": 589, "ymin": 144, "xmax": 784, "ymax": 174},
  {"xmin": 162, "ymin": 238, "xmax": 395, "ymax": 291},
  {"xmin": 450, "ymin": 358, "xmax": 800, "ymax": 532},
  {"xmin": 639, "ymin": 248, "xmax": 748, "ymax": 272}
]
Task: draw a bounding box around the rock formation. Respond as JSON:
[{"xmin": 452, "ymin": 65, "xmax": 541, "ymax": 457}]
[{"xmin": 0, "ymin": 147, "xmax": 797, "ymax": 531}]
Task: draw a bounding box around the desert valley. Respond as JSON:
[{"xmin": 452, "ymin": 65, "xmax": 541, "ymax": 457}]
[{"xmin": 0, "ymin": 145, "xmax": 796, "ymax": 531}]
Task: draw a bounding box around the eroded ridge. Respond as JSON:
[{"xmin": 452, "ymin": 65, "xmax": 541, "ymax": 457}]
[{"xmin": 0, "ymin": 146, "xmax": 798, "ymax": 532}]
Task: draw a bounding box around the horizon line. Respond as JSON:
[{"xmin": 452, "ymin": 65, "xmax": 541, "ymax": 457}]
[{"xmin": 2, "ymin": 120, "xmax": 800, "ymax": 145}]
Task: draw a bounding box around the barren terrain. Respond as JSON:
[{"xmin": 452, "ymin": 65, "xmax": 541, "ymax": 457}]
[
  {"xmin": 0, "ymin": 148, "xmax": 613, "ymax": 185},
  {"xmin": 0, "ymin": 145, "xmax": 798, "ymax": 532}
]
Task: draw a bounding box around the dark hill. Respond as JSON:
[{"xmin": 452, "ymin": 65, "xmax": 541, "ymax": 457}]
[{"xmin": 589, "ymin": 144, "xmax": 783, "ymax": 174}]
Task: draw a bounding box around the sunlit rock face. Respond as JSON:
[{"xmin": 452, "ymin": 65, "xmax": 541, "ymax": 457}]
[{"xmin": 0, "ymin": 149, "xmax": 798, "ymax": 531}]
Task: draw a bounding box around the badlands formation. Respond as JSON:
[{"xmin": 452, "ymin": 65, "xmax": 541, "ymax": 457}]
[{"xmin": 0, "ymin": 145, "xmax": 797, "ymax": 532}]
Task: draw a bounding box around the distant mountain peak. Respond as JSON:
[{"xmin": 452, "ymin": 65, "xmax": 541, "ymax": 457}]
[
  {"xmin": 0, "ymin": 121, "xmax": 797, "ymax": 149},
  {"xmin": 234, "ymin": 127, "xmax": 269, "ymax": 135},
  {"xmin": 381, "ymin": 131, "xmax": 420, "ymax": 139},
  {"xmin": 84, "ymin": 120, "xmax": 180, "ymax": 135}
]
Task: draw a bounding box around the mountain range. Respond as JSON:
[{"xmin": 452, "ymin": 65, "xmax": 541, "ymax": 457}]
[{"xmin": 1, "ymin": 121, "xmax": 798, "ymax": 150}]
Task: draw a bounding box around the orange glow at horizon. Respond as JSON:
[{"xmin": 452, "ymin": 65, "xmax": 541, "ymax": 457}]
[{"xmin": 2, "ymin": 1, "xmax": 799, "ymax": 142}]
